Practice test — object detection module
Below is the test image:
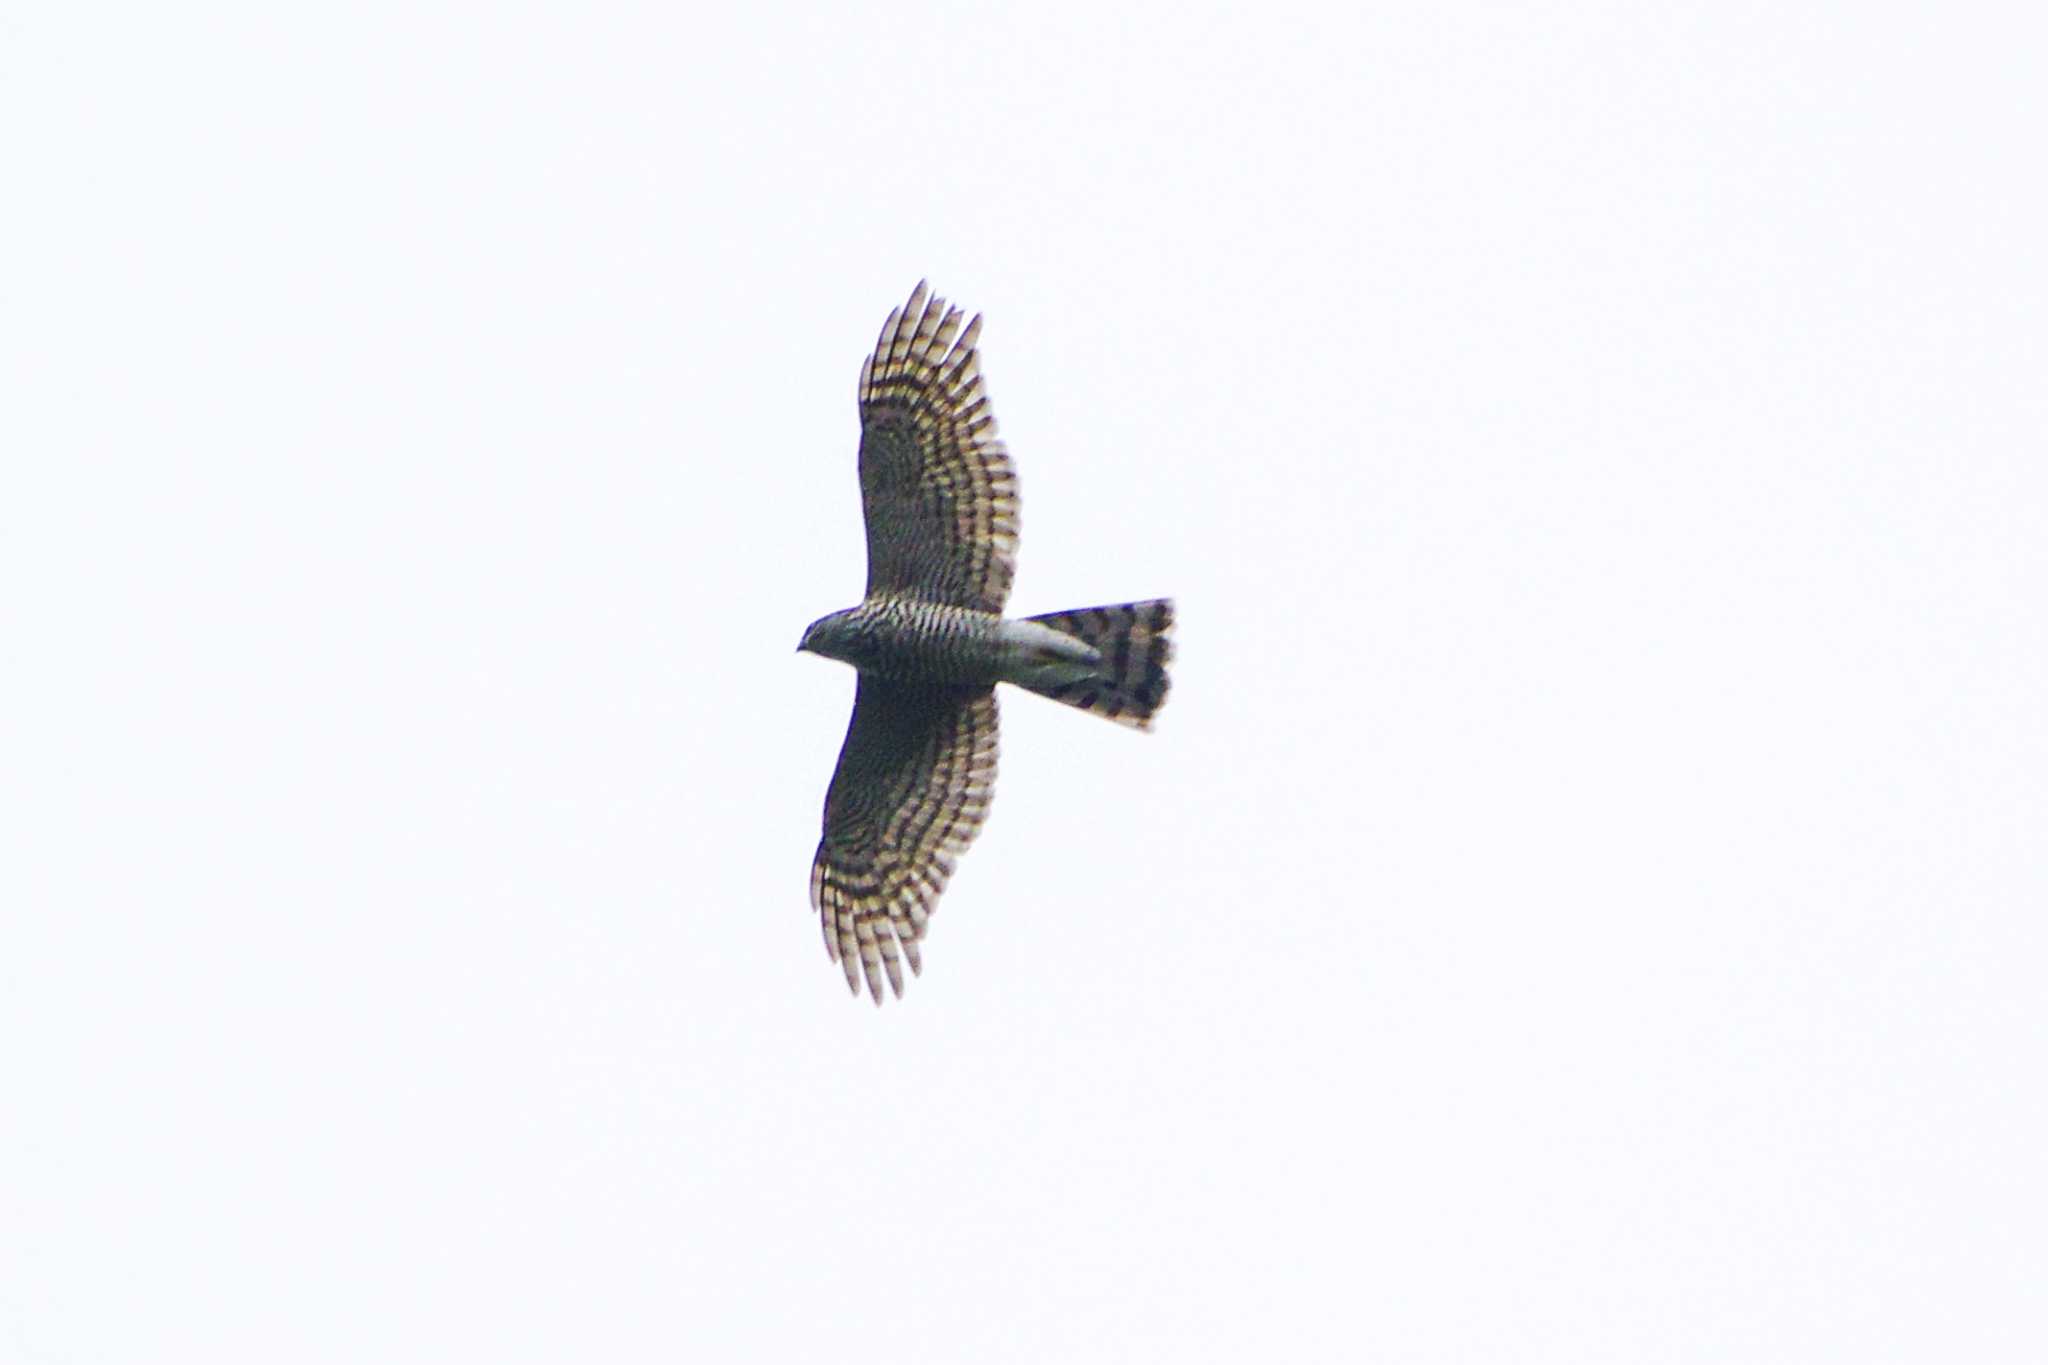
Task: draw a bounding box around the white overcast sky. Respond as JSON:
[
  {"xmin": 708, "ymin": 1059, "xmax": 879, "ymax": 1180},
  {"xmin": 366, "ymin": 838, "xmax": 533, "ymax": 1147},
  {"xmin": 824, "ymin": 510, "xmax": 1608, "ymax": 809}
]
[{"xmin": 6, "ymin": 3, "xmax": 2045, "ymax": 1361}]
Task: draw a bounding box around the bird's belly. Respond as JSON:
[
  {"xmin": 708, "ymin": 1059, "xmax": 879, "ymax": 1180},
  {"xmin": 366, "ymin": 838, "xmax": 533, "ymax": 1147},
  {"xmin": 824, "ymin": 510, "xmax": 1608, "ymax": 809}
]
[{"xmin": 854, "ymin": 603, "xmax": 1006, "ymax": 686}]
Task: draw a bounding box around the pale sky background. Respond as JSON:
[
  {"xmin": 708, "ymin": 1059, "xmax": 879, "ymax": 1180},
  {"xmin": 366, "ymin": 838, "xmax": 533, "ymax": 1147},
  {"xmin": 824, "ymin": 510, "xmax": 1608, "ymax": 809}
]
[{"xmin": 5, "ymin": 3, "xmax": 2045, "ymax": 1361}]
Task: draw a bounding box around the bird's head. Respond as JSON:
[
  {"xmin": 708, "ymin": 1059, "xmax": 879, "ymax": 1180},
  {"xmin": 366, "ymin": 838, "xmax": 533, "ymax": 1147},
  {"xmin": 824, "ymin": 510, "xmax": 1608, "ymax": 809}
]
[{"xmin": 797, "ymin": 609, "xmax": 857, "ymax": 664}]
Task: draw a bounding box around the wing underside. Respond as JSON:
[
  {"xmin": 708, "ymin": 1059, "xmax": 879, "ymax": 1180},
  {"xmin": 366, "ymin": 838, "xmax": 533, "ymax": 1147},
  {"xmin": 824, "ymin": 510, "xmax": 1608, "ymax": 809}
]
[
  {"xmin": 857, "ymin": 282, "xmax": 1020, "ymax": 613},
  {"xmin": 810, "ymin": 678, "xmax": 1000, "ymax": 1003}
]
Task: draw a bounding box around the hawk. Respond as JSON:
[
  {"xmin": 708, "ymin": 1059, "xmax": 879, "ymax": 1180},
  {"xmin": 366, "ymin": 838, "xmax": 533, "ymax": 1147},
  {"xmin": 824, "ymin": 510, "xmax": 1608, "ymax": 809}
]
[{"xmin": 798, "ymin": 282, "xmax": 1175, "ymax": 1004}]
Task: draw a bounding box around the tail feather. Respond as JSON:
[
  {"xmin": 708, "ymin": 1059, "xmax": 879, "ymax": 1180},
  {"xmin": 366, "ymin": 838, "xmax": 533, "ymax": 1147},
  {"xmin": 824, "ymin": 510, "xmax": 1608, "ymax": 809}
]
[{"xmin": 1019, "ymin": 598, "xmax": 1174, "ymax": 729}]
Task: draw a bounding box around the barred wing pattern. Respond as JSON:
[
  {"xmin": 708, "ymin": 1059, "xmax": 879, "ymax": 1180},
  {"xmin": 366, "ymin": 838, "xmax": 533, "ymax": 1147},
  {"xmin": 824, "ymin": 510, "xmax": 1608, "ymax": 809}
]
[
  {"xmin": 810, "ymin": 679, "xmax": 1000, "ymax": 1003},
  {"xmin": 857, "ymin": 282, "xmax": 1020, "ymax": 613}
]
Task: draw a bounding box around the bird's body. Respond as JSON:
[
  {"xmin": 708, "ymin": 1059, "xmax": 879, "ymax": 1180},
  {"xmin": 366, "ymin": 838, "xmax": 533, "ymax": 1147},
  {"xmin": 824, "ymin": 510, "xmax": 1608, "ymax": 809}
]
[
  {"xmin": 801, "ymin": 600, "xmax": 1007, "ymax": 687},
  {"xmin": 799, "ymin": 282, "xmax": 1174, "ymax": 1003},
  {"xmin": 802, "ymin": 601, "xmax": 1110, "ymax": 692}
]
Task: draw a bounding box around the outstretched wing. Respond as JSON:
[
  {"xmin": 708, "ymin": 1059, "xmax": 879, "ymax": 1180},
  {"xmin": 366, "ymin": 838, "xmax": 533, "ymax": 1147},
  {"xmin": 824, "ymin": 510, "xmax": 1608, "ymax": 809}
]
[
  {"xmin": 810, "ymin": 678, "xmax": 1000, "ymax": 1004},
  {"xmin": 857, "ymin": 281, "xmax": 1020, "ymax": 613}
]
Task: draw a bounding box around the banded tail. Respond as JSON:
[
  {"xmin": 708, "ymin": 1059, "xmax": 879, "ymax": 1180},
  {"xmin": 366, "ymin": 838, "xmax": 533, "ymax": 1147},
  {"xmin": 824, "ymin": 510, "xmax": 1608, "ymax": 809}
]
[{"xmin": 1016, "ymin": 598, "xmax": 1175, "ymax": 729}]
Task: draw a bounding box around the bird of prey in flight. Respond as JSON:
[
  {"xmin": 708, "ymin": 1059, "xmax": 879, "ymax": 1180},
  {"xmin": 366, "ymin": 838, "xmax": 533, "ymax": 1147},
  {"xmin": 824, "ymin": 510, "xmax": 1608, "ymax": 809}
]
[{"xmin": 799, "ymin": 281, "xmax": 1174, "ymax": 1004}]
